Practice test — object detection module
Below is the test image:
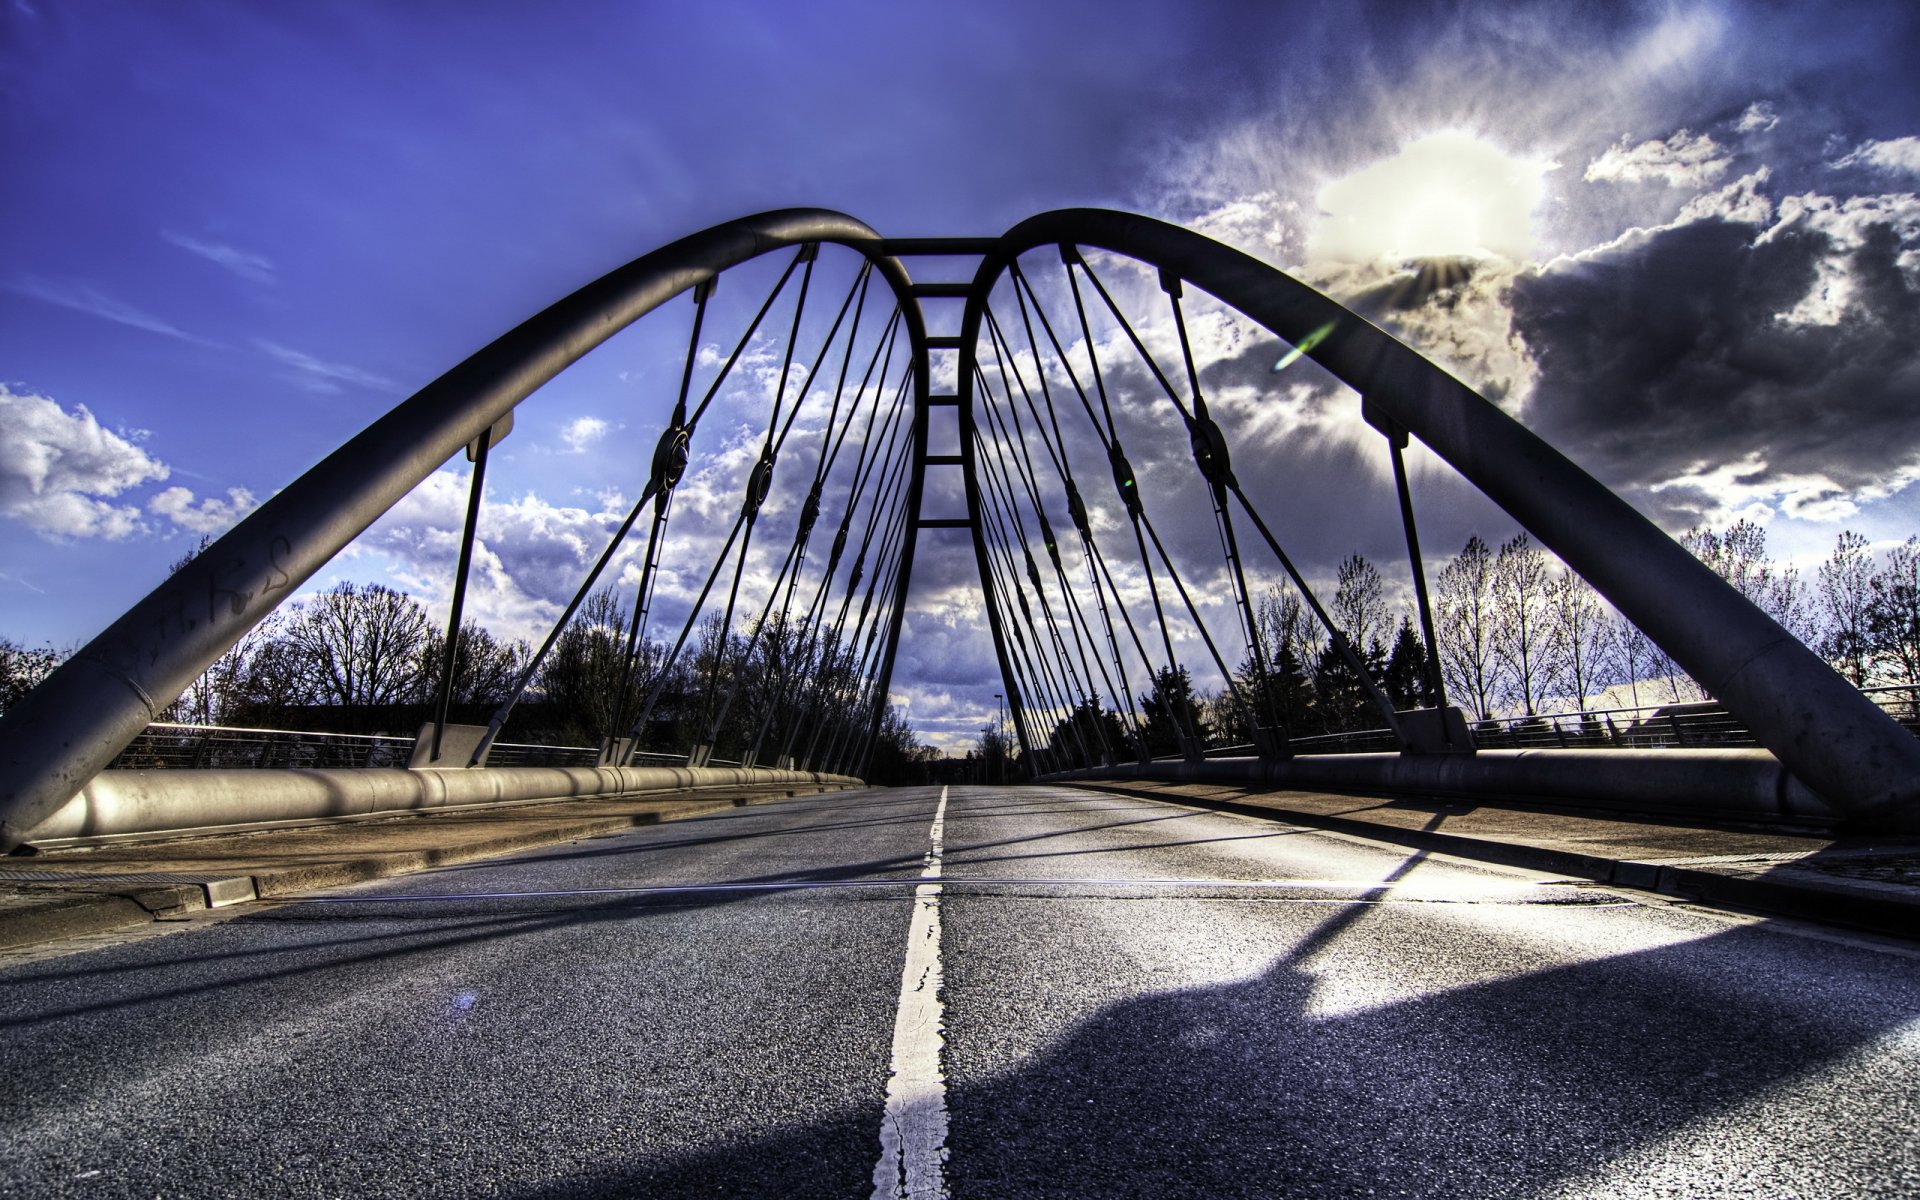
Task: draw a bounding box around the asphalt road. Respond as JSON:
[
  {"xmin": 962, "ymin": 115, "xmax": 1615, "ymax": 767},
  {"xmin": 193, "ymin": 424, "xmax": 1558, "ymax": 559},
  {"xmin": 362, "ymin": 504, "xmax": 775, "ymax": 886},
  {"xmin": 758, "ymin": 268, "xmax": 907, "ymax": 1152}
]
[{"xmin": 2, "ymin": 784, "xmax": 1917, "ymax": 1198}]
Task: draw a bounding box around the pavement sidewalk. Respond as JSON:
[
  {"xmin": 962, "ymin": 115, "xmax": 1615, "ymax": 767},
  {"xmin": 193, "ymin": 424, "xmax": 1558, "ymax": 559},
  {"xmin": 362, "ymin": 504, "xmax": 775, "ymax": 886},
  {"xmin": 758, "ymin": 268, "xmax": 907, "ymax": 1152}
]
[
  {"xmin": 0, "ymin": 782, "xmax": 851, "ymax": 951},
  {"xmin": 1073, "ymin": 779, "xmax": 1920, "ymax": 940}
]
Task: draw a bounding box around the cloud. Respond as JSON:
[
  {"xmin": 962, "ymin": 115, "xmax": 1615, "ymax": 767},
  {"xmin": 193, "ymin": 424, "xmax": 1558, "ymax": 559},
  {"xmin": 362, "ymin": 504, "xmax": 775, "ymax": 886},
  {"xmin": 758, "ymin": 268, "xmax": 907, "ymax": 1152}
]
[
  {"xmin": 1510, "ymin": 191, "xmax": 1920, "ymax": 527},
  {"xmin": 162, "ymin": 231, "xmax": 275, "ymax": 283},
  {"xmin": 561, "ymin": 415, "xmax": 610, "ymax": 453},
  {"xmin": 1674, "ymin": 167, "xmax": 1774, "ymax": 225},
  {"xmin": 147, "ymin": 485, "xmax": 259, "ymax": 535},
  {"xmin": 1585, "ymin": 129, "xmax": 1731, "ymax": 188},
  {"xmin": 0, "ymin": 385, "xmax": 169, "ymax": 539},
  {"xmin": 1188, "ymin": 192, "xmax": 1297, "ymax": 264},
  {"xmin": 1831, "ymin": 137, "xmax": 1920, "ymax": 176},
  {"xmin": 255, "ymin": 339, "xmax": 396, "ymax": 394},
  {"xmin": 6, "ymin": 276, "xmax": 215, "ymax": 345},
  {"xmin": 1734, "ymin": 103, "xmax": 1779, "ymax": 135}
]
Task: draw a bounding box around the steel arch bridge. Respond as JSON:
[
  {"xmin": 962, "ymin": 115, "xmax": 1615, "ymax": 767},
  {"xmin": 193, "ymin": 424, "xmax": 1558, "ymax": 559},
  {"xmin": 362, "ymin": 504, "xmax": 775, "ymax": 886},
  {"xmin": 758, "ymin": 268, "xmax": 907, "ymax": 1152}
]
[{"xmin": 3, "ymin": 208, "xmax": 1917, "ymax": 848}]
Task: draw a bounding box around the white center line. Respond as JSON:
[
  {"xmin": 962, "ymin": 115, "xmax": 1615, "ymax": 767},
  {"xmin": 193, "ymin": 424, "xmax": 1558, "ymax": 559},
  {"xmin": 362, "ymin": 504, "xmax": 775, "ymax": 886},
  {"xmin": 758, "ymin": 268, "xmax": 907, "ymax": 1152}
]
[{"xmin": 871, "ymin": 784, "xmax": 950, "ymax": 1200}]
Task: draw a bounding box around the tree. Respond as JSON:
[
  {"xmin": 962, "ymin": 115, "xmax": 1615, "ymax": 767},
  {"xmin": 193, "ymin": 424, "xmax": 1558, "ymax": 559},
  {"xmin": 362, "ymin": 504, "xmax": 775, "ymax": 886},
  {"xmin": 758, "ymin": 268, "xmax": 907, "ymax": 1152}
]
[
  {"xmin": 536, "ymin": 586, "xmax": 646, "ymax": 747},
  {"xmin": 281, "ymin": 582, "xmax": 432, "ymax": 729},
  {"xmin": 1251, "ymin": 585, "xmax": 1319, "ymax": 735},
  {"xmin": 1550, "ymin": 571, "xmax": 1609, "ymax": 711},
  {"xmin": 421, "ymin": 622, "xmax": 529, "ymax": 711},
  {"xmin": 1045, "ymin": 696, "xmax": 1129, "ymax": 767},
  {"xmin": 1435, "ymin": 536, "xmax": 1501, "ymax": 720},
  {"xmin": 1381, "ymin": 615, "xmax": 1431, "ymax": 711},
  {"xmin": 972, "ymin": 720, "xmax": 1014, "ymax": 780},
  {"xmin": 223, "ymin": 614, "xmax": 315, "ymax": 727},
  {"xmin": 866, "ymin": 704, "xmax": 929, "ymax": 785},
  {"xmin": 1331, "ymin": 554, "xmax": 1388, "ymax": 665},
  {"xmin": 1490, "ymin": 533, "xmax": 1555, "ymax": 716},
  {"xmin": 0, "ymin": 638, "xmax": 64, "ymax": 718},
  {"xmin": 1818, "ymin": 530, "xmax": 1876, "ymax": 686},
  {"xmin": 1682, "ymin": 519, "xmax": 1814, "ymax": 644},
  {"xmin": 167, "ymin": 623, "xmax": 275, "ymax": 727},
  {"xmin": 1139, "ymin": 665, "xmax": 1208, "ymax": 756},
  {"xmin": 1866, "ymin": 537, "xmax": 1920, "ymax": 689}
]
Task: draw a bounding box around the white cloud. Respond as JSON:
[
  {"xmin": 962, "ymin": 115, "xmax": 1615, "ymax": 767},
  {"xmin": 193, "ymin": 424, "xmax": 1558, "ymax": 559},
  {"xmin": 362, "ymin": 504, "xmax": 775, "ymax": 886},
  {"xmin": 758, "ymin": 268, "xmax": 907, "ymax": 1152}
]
[
  {"xmin": 1675, "ymin": 166, "xmax": 1774, "ymax": 225},
  {"xmin": 1734, "ymin": 102, "xmax": 1779, "ymax": 135},
  {"xmin": 255, "ymin": 339, "xmax": 396, "ymax": 394},
  {"xmin": 147, "ymin": 485, "xmax": 259, "ymax": 535},
  {"xmin": 1585, "ymin": 129, "xmax": 1731, "ymax": 188},
  {"xmin": 0, "ymin": 385, "xmax": 168, "ymax": 539},
  {"xmin": 1188, "ymin": 192, "xmax": 1296, "ymax": 263},
  {"xmin": 162, "ymin": 231, "xmax": 275, "ymax": 283},
  {"xmin": 6, "ymin": 276, "xmax": 215, "ymax": 345},
  {"xmin": 561, "ymin": 415, "xmax": 610, "ymax": 453},
  {"xmin": 1831, "ymin": 137, "xmax": 1920, "ymax": 176}
]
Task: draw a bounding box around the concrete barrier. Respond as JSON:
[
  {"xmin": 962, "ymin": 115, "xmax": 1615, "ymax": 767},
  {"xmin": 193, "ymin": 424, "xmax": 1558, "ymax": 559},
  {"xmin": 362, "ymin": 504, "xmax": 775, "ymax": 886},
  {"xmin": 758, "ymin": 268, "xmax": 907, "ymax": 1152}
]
[
  {"xmin": 1039, "ymin": 749, "xmax": 1842, "ymax": 827},
  {"xmin": 24, "ymin": 765, "xmax": 862, "ymax": 844}
]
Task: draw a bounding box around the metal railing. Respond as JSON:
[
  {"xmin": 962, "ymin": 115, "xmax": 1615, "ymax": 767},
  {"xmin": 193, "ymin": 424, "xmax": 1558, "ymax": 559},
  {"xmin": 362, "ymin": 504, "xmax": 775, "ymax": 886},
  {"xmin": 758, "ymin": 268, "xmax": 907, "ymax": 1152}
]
[
  {"xmin": 1220, "ymin": 684, "xmax": 1920, "ymax": 758},
  {"xmin": 108, "ymin": 723, "xmax": 601, "ymax": 771},
  {"xmin": 104, "ymin": 686, "xmax": 1920, "ymax": 774}
]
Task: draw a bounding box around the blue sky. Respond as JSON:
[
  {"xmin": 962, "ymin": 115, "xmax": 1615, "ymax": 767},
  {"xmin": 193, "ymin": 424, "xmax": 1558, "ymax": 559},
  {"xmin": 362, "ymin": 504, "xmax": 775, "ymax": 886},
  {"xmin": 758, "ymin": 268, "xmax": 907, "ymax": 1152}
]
[{"xmin": 5, "ymin": 0, "xmax": 1920, "ymax": 748}]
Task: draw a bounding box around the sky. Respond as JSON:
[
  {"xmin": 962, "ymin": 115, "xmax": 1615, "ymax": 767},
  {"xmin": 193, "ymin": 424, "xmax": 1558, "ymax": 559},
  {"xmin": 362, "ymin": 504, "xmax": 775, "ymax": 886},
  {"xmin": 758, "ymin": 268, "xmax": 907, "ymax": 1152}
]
[{"xmin": 4, "ymin": 0, "xmax": 1920, "ymax": 751}]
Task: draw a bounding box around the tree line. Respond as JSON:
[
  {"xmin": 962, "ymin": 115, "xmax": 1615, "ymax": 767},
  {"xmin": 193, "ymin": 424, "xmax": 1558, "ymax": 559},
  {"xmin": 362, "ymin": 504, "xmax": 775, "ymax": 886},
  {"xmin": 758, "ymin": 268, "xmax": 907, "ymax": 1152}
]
[
  {"xmin": 10, "ymin": 519, "xmax": 1920, "ymax": 775},
  {"xmin": 1026, "ymin": 521, "xmax": 1920, "ymax": 766},
  {"xmin": 1, "ymin": 571, "xmax": 927, "ymax": 780}
]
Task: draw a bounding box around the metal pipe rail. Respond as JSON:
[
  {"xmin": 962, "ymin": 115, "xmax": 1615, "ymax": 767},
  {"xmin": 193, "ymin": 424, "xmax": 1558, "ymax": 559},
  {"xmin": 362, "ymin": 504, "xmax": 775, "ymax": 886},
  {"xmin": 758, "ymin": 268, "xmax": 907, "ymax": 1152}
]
[
  {"xmin": 23, "ymin": 764, "xmax": 859, "ymax": 845},
  {"xmin": 1045, "ymin": 750, "xmax": 1840, "ymax": 828}
]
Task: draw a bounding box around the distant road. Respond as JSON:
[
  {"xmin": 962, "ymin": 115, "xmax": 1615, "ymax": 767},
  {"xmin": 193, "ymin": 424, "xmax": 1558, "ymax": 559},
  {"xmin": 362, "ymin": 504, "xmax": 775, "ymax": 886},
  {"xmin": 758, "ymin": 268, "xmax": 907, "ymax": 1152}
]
[{"xmin": 3, "ymin": 786, "xmax": 1916, "ymax": 1198}]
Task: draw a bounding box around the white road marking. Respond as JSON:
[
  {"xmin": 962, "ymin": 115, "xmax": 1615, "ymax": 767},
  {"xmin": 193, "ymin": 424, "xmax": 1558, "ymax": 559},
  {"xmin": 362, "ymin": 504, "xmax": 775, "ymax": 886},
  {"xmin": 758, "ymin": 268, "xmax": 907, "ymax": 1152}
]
[{"xmin": 872, "ymin": 785, "xmax": 951, "ymax": 1200}]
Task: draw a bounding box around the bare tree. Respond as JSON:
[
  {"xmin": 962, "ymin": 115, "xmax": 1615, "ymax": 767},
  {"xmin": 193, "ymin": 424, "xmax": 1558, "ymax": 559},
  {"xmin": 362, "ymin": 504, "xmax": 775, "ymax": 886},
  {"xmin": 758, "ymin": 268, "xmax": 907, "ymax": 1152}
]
[
  {"xmin": 166, "ymin": 623, "xmax": 277, "ymax": 726},
  {"xmin": 536, "ymin": 586, "xmax": 644, "ymax": 746},
  {"xmin": 1435, "ymin": 536, "xmax": 1501, "ymax": 720},
  {"xmin": 422, "ymin": 622, "xmax": 529, "ymax": 710},
  {"xmin": 1331, "ymin": 554, "xmax": 1388, "ymax": 663},
  {"xmin": 1818, "ymin": 529, "xmax": 1876, "ymax": 686},
  {"xmin": 1257, "ymin": 584, "xmax": 1319, "ymax": 677},
  {"xmin": 282, "ymin": 582, "xmax": 432, "ymax": 722},
  {"xmin": 1550, "ymin": 570, "xmax": 1608, "ymax": 711},
  {"xmin": 1491, "ymin": 533, "xmax": 1555, "ymax": 716},
  {"xmin": 226, "ymin": 614, "xmax": 315, "ymax": 727},
  {"xmin": 1682, "ymin": 519, "xmax": 1814, "ymax": 643},
  {"xmin": 1867, "ymin": 537, "xmax": 1920, "ymax": 689},
  {"xmin": 1605, "ymin": 614, "xmax": 1653, "ymax": 709}
]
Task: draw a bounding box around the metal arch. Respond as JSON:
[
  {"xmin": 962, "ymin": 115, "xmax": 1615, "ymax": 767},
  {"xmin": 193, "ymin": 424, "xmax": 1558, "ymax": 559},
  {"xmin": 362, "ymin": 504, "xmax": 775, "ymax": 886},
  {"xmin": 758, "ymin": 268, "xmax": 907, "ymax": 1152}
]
[
  {"xmin": 0, "ymin": 209, "xmax": 931, "ymax": 849},
  {"xmin": 959, "ymin": 207, "xmax": 1920, "ymax": 830}
]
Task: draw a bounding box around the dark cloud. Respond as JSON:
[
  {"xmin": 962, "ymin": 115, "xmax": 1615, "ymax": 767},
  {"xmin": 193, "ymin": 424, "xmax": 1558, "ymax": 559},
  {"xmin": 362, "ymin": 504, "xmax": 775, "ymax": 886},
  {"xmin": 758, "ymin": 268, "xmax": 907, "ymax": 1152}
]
[{"xmin": 1511, "ymin": 211, "xmax": 1920, "ymax": 524}]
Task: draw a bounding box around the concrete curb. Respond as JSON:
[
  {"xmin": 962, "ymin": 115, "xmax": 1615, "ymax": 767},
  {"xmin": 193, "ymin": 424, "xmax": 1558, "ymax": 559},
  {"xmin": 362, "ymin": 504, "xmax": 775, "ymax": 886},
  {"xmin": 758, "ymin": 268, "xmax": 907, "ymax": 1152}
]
[
  {"xmin": 0, "ymin": 792, "xmax": 783, "ymax": 952},
  {"xmin": 1074, "ymin": 781, "xmax": 1920, "ymax": 940}
]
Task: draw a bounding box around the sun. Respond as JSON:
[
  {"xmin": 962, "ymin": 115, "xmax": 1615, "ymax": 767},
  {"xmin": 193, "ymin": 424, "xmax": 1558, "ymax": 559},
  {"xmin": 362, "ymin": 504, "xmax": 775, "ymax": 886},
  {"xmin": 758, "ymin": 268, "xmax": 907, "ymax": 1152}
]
[{"xmin": 1307, "ymin": 131, "xmax": 1553, "ymax": 263}]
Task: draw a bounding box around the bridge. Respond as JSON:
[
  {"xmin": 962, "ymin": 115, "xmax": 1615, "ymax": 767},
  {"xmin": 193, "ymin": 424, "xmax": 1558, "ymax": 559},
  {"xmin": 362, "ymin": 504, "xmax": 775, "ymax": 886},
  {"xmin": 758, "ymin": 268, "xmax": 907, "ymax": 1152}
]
[{"xmin": 1, "ymin": 211, "xmax": 1916, "ymax": 1197}]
